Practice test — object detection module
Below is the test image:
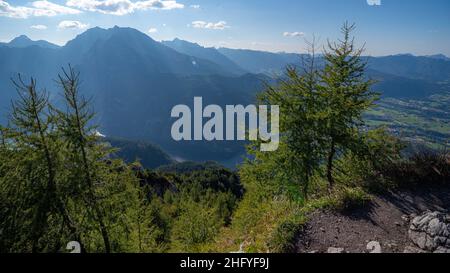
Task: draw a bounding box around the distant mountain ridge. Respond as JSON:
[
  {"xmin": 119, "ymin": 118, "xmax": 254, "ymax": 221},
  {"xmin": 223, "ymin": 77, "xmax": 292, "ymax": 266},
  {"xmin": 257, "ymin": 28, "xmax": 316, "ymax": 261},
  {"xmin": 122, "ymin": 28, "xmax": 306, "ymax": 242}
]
[
  {"xmin": 105, "ymin": 137, "xmax": 174, "ymax": 169},
  {"xmin": 0, "ymin": 35, "xmax": 60, "ymax": 49},
  {"xmin": 61, "ymin": 26, "xmax": 234, "ymax": 76},
  {"xmin": 1, "ymin": 26, "xmax": 450, "ymax": 162},
  {"xmin": 218, "ymin": 47, "xmax": 304, "ymax": 75},
  {"xmin": 367, "ymin": 55, "xmax": 450, "ymax": 82},
  {"xmin": 425, "ymin": 54, "xmax": 450, "ymax": 61},
  {"xmin": 0, "ymin": 26, "xmax": 267, "ymax": 162},
  {"xmin": 162, "ymin": 38, "xmax": 247, "ymax": 75}
]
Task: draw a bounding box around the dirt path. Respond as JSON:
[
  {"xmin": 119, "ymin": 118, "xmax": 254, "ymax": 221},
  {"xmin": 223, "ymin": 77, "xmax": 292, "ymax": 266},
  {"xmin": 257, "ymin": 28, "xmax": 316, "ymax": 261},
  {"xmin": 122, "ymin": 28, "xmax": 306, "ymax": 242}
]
[{"xmin": 296, "ymin": 185, "xmax": 450, "ymax": 253}]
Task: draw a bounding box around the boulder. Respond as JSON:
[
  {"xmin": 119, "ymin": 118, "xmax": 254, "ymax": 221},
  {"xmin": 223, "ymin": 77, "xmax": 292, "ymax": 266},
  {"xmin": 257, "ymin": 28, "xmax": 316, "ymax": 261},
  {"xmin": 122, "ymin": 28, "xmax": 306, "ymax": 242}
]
[
  {"xmin": 403, "ymin": 246, "xmax": 427, "ymax": 253},
  {"xmin": 327, "ymin": 247, "xmax": 345, "ymax": 253},
  {"xmin": 408, "ymin": 211, "xmax": 450, "ymax": 253},
  {"xmin": 366, "ymin": 241, "xmax": 382, "ymax": 253}
]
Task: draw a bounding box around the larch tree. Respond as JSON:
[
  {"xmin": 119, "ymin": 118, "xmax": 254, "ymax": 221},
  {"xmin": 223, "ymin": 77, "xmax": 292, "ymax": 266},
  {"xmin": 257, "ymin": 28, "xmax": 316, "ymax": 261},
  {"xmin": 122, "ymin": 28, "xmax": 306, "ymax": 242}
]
[{"xmin": 320, "ymin": 22, "xmax": 378, "ymax": 191}]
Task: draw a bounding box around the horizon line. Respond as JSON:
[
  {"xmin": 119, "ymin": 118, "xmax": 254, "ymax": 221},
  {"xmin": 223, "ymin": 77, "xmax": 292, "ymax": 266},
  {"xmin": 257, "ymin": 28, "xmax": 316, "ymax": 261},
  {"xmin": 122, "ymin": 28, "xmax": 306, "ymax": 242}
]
[{"xmin": 2, "ymin": 25, "xmax": 449, "ymax": 59}]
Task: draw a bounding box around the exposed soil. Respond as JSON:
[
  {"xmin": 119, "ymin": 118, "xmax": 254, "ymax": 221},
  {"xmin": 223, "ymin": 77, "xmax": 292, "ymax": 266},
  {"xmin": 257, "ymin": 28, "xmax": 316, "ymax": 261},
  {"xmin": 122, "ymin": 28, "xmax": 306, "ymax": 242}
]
[{"xmin": 296, "ymin": 185, "xmax": 450, "ymax": 253}]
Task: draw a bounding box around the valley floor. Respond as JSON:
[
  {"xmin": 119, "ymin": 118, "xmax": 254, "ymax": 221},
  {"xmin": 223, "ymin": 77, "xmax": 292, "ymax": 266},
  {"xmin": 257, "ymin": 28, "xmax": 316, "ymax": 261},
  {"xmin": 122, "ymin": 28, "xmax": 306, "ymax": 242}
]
[{"xmin": 296, "ymin": 185, "xmax": 450, "ymax": 253}]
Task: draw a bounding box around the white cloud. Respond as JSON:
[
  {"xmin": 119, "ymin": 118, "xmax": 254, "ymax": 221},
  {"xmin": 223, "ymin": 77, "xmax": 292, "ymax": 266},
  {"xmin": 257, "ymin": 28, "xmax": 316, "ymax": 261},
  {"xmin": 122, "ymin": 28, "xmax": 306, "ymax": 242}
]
[
  {"xmin": 32, "ymin": 1, "xmax": 81, "ymax": 16},
  {"xmin": 30, "ymin": 24, "xmax": 48, "ymax": 30},
  {"xmin": 66, "ymin": 0, "xmax": 184, "ymax": 16},
  {"xmin": 148, "ymin": 27, "xmax": 157, "ymax": 33},
  {"xmin": 191, "ymin": 20, "xmax": 229, "ymax": 30},
  {"xmin": 367, "ymin": 0, "xmax": 381, "ymax": 6},
  {"xmin": 283, "ymin": 31, "xmax": 305, "ymax": 37},
  {"xmin": 190, "ymin": 4, "xmax": 200, "ymax": 9},
  {"xmin": 0, "ymin": 0, "xmax": 81, "ymax": 19},
  {"xmin": 58, "ymin": 20, "xmax": 89, "ymax": 29}
]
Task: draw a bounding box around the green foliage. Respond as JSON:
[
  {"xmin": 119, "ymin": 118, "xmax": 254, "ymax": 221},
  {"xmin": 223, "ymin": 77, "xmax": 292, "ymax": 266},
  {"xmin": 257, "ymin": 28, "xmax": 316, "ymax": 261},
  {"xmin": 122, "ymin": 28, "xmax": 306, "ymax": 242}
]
[
  {"xmin": 320, "ymin": 22, "xmax": 379, "ymax": 190},
  {"xmin": 166, "ymin": 169, "xmax": 242, "ymax": 252},
  {"xmin": 215, "ymin": 23, "xmax": 403, "ymax": 253},
  {"xmin": 0, "ymin": 67, "xmax": 244, "ymax": 253},
  {"xmin": 258, "ymin": 46, "xmax": 326, "ymax": 199},
  {"xmin": 170, "ymin": 200, "xmax": 223, "ymax": 252},
  {"xmin": 246, "ymin": 23, "xmax": 380, "ymax": 200},
  {"xmin": 0, "ymin": 68, "xmax": 158, "ymax": 253},
  {"xmin": 334, "ymin": 127, "xmax": 405, "ymax": 191},
  {"xmin": 268, "ymin": 220, "xmax": 303, "ymax": 253},
  {"xmin": 331, "ymin": 187, "xmax": 371, "ymax": 211},
  {"xmin": 132, "ymin": 166, "xmax": 243, "ymax": 253},
  {"xmin": 157, "ymin": 161, "xmax": 223, "ymax": 174}
]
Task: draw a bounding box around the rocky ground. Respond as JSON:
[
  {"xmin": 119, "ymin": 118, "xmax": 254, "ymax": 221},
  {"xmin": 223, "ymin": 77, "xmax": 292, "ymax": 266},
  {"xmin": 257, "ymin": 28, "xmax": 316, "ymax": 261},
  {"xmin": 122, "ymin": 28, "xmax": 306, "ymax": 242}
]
[{"xmin": 296, "ymin": 185, "xmax": 450, "ymax": 253}]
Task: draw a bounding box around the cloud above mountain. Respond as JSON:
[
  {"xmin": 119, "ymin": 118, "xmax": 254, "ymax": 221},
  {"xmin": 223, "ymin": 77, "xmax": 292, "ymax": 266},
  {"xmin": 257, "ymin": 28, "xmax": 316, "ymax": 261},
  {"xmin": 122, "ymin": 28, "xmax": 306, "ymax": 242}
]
[
  {"xmin": 66, "ymin": 0, "xmax": 184, "ymax": 15},
  {"xmin": 283, "ymin": 31, "xmax": 305, "ymax": 37},
  {"xmin": 0, "ymin": 0, "xmax": 81, "ymax": 18},
  {"xmin": 191, "ymin": 21, "xmax": 229, "ymax": 30},
  {"xmin": 30, "ymin": 24, "xmax": 48, "ymax": 30},
  {"xmin": 58, "ymin": 20, "xmax": 89, "ymax": 29},
  {"xmin": 367, "ymin": 0, "xmax": 381, "ymax": 6}
]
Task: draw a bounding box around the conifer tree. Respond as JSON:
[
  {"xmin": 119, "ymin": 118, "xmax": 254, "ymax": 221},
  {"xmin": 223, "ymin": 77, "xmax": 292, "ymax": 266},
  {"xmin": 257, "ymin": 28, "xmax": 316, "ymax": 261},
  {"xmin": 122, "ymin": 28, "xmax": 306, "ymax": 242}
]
[
  {"xmin": 0, "ymin": 68, "xmax": 157, "ymax": 253},
  {"xmin": 259, "ymin": 40, "xmax": 326, "ymax": 198},
  {"xmin": 54, "ymin": 66, "xmax": 111, "ymax": 252},
  {"xmin": 6, "ymin": 75, "xmax": 78, "ymax": 252},
  {"xmin": 320, "ymin": 22, "xmax": 378, "ymax": 191},
  {"xmin": 54, "ymin": 66, "xmax": 157, "ymax": 253}
]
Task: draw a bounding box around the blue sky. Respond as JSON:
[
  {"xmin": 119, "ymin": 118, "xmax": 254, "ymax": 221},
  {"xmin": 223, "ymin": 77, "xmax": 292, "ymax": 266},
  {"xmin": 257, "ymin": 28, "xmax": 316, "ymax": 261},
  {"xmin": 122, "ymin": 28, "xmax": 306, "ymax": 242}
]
[{"xmin": 0, "ymin": 0, "xmax": 449, "ymax": 56}]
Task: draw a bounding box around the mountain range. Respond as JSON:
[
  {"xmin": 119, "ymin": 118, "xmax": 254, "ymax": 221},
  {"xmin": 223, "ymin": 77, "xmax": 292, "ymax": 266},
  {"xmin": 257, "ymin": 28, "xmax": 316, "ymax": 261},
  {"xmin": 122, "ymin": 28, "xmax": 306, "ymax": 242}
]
[
  {"xmin": 0, "ymin": 35, "xmax": 60, "ymax": 50},
  {"xmin": 1, "ymin": 26, "xmax": 449, "ymax": 164}
]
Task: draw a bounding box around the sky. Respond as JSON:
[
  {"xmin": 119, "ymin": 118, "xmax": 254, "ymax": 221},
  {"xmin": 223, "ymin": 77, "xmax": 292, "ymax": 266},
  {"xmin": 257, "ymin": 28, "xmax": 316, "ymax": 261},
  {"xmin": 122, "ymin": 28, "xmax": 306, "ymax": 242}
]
[{"xmin": 0, "ymin": 0, "xmax": 449, "ymax": 56}]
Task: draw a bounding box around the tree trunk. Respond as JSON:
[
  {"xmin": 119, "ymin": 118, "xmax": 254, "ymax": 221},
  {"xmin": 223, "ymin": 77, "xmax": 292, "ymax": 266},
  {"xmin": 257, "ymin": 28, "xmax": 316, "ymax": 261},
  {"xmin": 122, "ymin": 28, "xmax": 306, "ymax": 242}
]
[{"xmin": 327, "ymin": 140, "xmax": 336, "ymax": 192}]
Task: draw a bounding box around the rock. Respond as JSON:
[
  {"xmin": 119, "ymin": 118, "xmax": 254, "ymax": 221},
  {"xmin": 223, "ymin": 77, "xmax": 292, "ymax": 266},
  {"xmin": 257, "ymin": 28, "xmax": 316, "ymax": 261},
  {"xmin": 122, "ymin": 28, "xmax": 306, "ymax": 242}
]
[
  {"xmin": 403, "ymin": 246, "xmax": 427, "ymax": 253},
  {"xmin": 424, "ymin": 234, "xmax": 436, "ymax": 250},
  {"xmin": 434, "ymin": 236, "xmax": 447, "ymax": 245},
  {"xmin": 408, "ymin": 211, "xmax": 450, "ymax": 253},
  {"xmin": 445, "ymin": 215, "xmax": 450, "ymax": 222},
  {"xmin": 409, "ymin": 230, "xmax": 427, "ymax": 249},
  {"xmin": 366, "ymin": 241, "xmax": 382, "ymax": 253},
  {"xmin": 402, "ymin": 215, "xmax": 410, "ymax": 222},
  {"xmin": 428, "ymin": 218, "xmax": 445, "ymax": 236},
  {"xmin": 327, "ymin": 247, "xmax": 345, "ymax": 253},
  {"xmin": 230, "ymin": 243, "xmax": 245, "ymax": 253},
  {"xmin": 433, "ymin": 247, "xmax": 450, "ymax": 254},
  {"xmin": 412, "ymin": 212, "xmax": 436, "ymax": 230},
  {"xmin": 387, "ymin": 243, "xmax": 398, "ymax": 249}
]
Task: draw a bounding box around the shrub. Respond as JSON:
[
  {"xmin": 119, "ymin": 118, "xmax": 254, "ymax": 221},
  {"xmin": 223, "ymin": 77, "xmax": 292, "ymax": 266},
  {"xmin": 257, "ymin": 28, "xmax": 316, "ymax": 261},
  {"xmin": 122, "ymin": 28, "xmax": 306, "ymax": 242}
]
[
  {"xmin": 332, "ymin": 187, "xmax": 371, "ymax": 211},
  {"xmin": 268, "ymin": 220, "xmax": 303, "ymax": 253}
]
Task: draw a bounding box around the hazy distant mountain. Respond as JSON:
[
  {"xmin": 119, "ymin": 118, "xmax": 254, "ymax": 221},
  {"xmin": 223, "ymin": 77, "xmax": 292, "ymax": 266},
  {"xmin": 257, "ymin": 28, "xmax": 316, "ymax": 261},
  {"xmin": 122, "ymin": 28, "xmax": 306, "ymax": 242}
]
[
  {"xmin": 1, "ymin": 35, "xmax": 60, "ymax": 50},
  {"xmin": 162, "ymin": 38, "xmax": 247, "ymax": 75},
  {"xmin": 425, "ymin": 54, "xmax": 450, "ymax": 62},
  {"xmin": 0, "ymin": 26, "xmax": 267, "ymax": 162},
  {"xmin": 1, "ymin": 26, "xmax": 450, "ymax": 162},
  {"xmin": 367, "ymin": 69, "xmax": 443, "ymax": 98},
  {"xmin": 218, "ymin": 48, "xmax": 303, "ymax": 75},
  {"xmin": 105, "ymin": 137, "xmax": 174, "ymax": 169},
  {"xmin": 61, "ymin": 26, "xmax": 233, "ymax": 76},
  {"xmin": 368, "ymin": 55, "xmax": 450, "ymax": 82}
]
